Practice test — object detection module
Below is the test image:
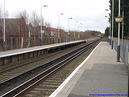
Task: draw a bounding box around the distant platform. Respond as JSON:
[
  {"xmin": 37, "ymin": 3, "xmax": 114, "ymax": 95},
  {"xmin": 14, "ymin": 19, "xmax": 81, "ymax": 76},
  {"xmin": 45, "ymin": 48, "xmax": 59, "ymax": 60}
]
[{"xmin": 0, "ymin": 40, "xmax": 86, "ymax": 58}]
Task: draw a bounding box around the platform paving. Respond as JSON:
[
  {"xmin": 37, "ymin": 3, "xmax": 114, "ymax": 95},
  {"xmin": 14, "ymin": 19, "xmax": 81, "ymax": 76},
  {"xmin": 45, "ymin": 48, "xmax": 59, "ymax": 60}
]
[{"xmin": 50, "ymin": 42, "xmax": 128, "ymax": 97}]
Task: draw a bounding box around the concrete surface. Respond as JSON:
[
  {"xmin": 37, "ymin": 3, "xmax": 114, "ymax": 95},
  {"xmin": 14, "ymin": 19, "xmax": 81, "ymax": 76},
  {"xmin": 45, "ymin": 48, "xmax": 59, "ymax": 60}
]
[{"xmin": 69, "ymin": 42, "xmax": 128, "ymax": 97}]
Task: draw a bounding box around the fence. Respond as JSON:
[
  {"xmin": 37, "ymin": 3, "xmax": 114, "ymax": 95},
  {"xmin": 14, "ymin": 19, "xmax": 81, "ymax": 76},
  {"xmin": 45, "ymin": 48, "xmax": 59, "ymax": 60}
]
[{"xmin": 113, "ymin": 38, "xmax": 129, "ymax": 65}]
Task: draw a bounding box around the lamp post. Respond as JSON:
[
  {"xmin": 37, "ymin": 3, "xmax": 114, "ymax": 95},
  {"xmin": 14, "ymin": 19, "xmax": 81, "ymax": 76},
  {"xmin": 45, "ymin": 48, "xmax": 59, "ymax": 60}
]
[
  {"xmin": 76, "ymin": 21, "xmax": 81, "ymax": 40},
  {"xmin": 111, "ymin": 0, "xmax": 114, "ymax": 49},
  {"xmin": 28, "ymin": 31, "xmax": 31, "ymax": 47},
  {"xmin": 3, "ymin": 0, "xmax": 6, "ymax": 47},
  {"xmin": 40, "ymin": 5, "xmax": 43, "ymax": 45},
  {"xmin": 79, "ymin": 23, "xmax": 83, "ymax": 40},
  {"xmin": 40, "ymin": 4, "xmax": 48, "ymax": 45},
  {"xmin": 73, "ymin": 20, "xmax": 80, "ymax": 41},
  {"xmin": 75, "ymin": 21, "xmax": 79, "ymax": 40},
  {"xmin": 115, "ymin": 0, "xmax": 123, "ymax": 62},
  {"xmin": 67, "ymin": 17, "xmax": 72, "ymax": 41},
  {"xmin": 57, "ymin": 13, "xmax": 64, "ymax": 43}
]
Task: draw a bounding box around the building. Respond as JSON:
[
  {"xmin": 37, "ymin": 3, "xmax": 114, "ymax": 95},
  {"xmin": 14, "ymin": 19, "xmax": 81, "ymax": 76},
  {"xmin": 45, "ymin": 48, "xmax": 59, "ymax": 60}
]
[
  {"xmin": 0, "ymin": 18, "xmax": 29, "ymax": 49},
  {"xmin": 0, "ymin": 17, "xmax": 74, "ymax": 50}
]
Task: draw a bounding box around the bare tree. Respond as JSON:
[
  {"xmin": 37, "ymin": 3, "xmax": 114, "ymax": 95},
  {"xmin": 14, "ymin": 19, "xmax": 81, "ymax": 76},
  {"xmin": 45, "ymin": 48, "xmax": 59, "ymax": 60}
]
[
  {"xmin": 0, "ymin": 11, "xmax": 1, "ymax": 18},
  {"xmin": 17, "ymin": 10, "xmax": 29, "ymax": 24},
  {"xmin": 5, "ymin": 10, "xmax": 8, "ymax": 18},
  {"xmin": 16, "ymin": 10, "xmax": 29, "ymax": 48},
  {"xmin": 30, "ymin": 11, "xmax": 40, "ymax": 27},
  {"xmin": 45, "ymin": 22, "xmax": 51, "ymax": 27},
  {"xmin": 44, "ymin": 21, "xmax": 51, "ymax": 35},
  {"xmin": 0, "ymin": 8, "xmax": 8, "ymax": 24}
]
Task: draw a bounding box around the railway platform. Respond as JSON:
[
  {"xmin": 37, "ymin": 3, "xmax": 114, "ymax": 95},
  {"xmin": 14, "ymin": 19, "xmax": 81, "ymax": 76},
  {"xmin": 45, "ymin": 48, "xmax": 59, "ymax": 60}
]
[
  {"xmin": 50, "ymin": 42, "xmax": 128, "ymax": 97},
  {"xmin": 0, "ymin": 40, "xmax": 85, "ymax": 58}
]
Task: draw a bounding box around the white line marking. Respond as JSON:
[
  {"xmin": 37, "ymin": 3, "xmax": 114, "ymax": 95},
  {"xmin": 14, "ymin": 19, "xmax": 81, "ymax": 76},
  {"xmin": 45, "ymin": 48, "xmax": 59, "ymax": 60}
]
[{"xmin": 49, "ymin": 42, "xmax": 101, "ymax": 97}]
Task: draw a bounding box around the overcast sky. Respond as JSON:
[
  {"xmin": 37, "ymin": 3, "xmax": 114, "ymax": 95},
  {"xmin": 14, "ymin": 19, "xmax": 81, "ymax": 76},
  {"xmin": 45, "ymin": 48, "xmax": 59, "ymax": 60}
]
[{"xmin": 0, "ymin": 0, "xmax": 110, "ymax": 33}]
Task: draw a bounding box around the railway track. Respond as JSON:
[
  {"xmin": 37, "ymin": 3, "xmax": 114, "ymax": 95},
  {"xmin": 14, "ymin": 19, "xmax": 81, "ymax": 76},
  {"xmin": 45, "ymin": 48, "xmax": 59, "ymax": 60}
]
[
  {"xmin": 0, "ymin": 42, "xmax": 86, "ymax": 84},
  {"xmin": 0, "ymin": 39, "xmax": 100, "ymax": 97}
]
